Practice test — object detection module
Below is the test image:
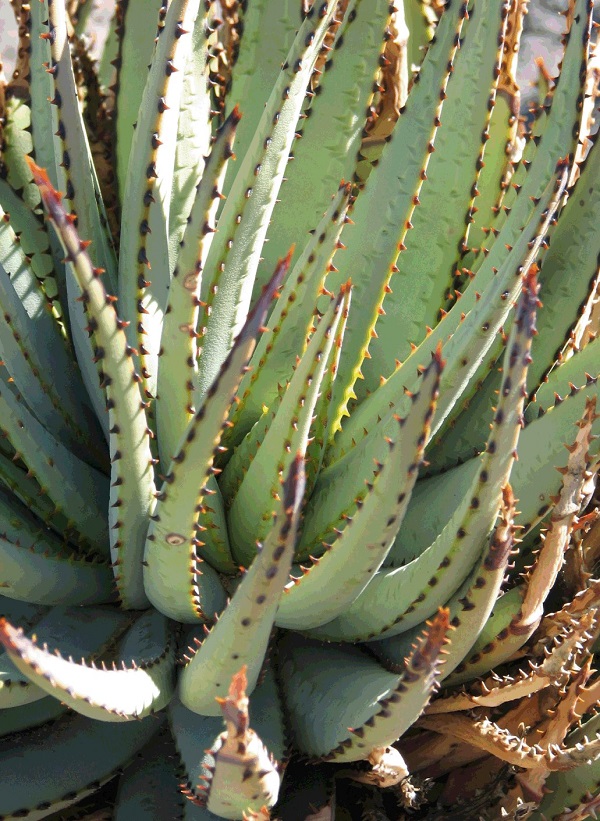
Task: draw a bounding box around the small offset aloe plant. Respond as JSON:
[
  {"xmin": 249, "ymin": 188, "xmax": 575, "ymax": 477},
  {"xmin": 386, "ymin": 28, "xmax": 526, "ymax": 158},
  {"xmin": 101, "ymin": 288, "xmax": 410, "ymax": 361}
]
[{"xmin": 0, "ymin": 0, "xmax": 599, "ymax": 818}]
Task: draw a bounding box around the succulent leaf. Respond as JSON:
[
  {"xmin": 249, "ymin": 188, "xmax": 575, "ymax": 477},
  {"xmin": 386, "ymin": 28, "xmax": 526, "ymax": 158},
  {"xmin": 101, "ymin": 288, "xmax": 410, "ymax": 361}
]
[
  {"xmin": 0, "ymin": 186, "xmax": 99, "ymax": 459},
  {"xmin": 118, "ymin": 0, "xmax": 205, "ymax": 398},
  {"xmin": 258, "ymin": 0, "xmax": 394, "ymax": 288},
  {"xmin": 168, "ymin": 1, "xmax": 216, "ymax": 267},
  {"xmin": 371, "ymin": 483, "xmax": 516, "ymax": 678},
  {"xmin": 0, "ymin": 604, "xmax": 130, "ymax": 709},
  {"xmin": 178, "ymin": 454, "xmax": 304, "ymax": 715},
  {"xmin": 323, "ymin": 608, "xmax": 452, "ymax": 764},
  {"xmin": 172, "ymin": 670, "xmax": 285, "ymax": 820},
  {"xmin": 198, "ymin": 667, "xmax": 281, "ymax": 819},
  {"xmin": 0, "ymin": 695, "xmax": 67, "ymax": 739},
  {"xmin": 0, "ymin": 711, "xmax": 162, "ymax": 819},
  {"xmin": 111, "ymin": 0, "xmax": 166, "ymax": 201},
  {"xmin": 278, "ymin": 607, "xmax": 450, "ymax": 761},
  {"xmin": 276, "ymin": 345, "xmax": 442, "ymax": 629},
  {"xmin": 329, "ymin": 160, "xmax": 568, "ymax": 463},
  {"xmin": 0, "ymin": 1, "xmax": 599, "ymax": 816},
  {"xmin": 331, "ymin": 0, "xmax": 593, "ymax": 460},
  {"xmin": 195, "ymin": 0, "xmax": 341, "ymax": 403},
  {"xmin": 222, "ymin": 181, "xmax": 352, "ymax": 455},
  {"xmin": 226, "ymin": 285, "xmax": 348, "ymax": 565},
  {"xmin": 114, "ymin": 730, "xmax": 187, "ymax": 820},
  {"xmin": 219, "ymin": 0, "xmax": 305, "ymax": 199},
  {"xmin": 306, "ymin": 266, "xmax": 541, "ymax": 642},
  {"xmin": 430, "ymin": 133, "xmax": 600, "ymax": 472},
  {"xmin": 388, "ymin": 337, "xmax": 600, "ymax": 571},
  {"xmin": 336, "ymin": 0, "xmax": 512, "ymax": 396},
  {"xmin": 29, "ymin": 159, "xmax": 156, "ymax": 609},
  {"xmin": 157, "ymin": 107, "xmax": 241, "ymax": 468},
  {"xmin": 323, "ymin": 0, "xmax": 470, "ymax": 423},
  {"xmin": 144, "ymin": 256, "xmax": 289, "ymax": 622},
  {"xmin": 0, "ymin": 374, "xmax": 109, "ymax": 553},
  {"xmin": 0, "ymin": 608, "xmax": 175, "ymax": 721},
  {"xmin": 0, "ymin": 484, "xmax": 114, "ymax": 606},
  {"xmin": 41, "ymin": 0, "xmax": 121, "ymax": 427}
]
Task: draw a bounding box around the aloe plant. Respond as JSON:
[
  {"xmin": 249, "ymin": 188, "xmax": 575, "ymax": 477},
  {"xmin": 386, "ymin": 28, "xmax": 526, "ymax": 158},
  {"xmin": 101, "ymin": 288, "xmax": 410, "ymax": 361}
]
[{"xmin": 0, "ymin": 0, "xmax": 598, "ymax": 818}]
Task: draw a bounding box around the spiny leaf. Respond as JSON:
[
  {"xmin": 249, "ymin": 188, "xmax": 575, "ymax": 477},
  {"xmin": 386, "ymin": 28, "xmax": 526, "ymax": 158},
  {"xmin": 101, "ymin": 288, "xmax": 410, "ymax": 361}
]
[
  {"xmin": 0, "ymin": 195, "xmax": 102, "ymax": 463},
  {"xmin": 0, "ymin": 483, "xmax": 114, "ymax": 606},
  {"xmin": 178, "ymin": 454, "xmax": 304, "ymax": 715},
  {"xmin": 339, "ymin": 0, "xmax": 512, "ymax": 394},
  {"xmin": 226, "ymin": 285, "xmax": 348, "ymax": 565},
  {"xmin": 0, "ymin": 695, "xmax": 67, "ymax": 739},
  {"xmin": 167, "ymin": 0, "xmax": 216, "ymax": 268},
  {"xmin": 112, "ymin": 0, "xmax": 170, "ymax": 202},
  {"xmin": 258, "ymin": 0, "xmax": 394, "ymax": 290},
  {"xmin": 370, "ymin": 484, "xmax": 516, "ymax": 679},
  {"xmin": 278, "ymin": 608, "xmax": 450, "ymax": 762},
  {"xmin": 195, "ymin": 0, "xmax": 342, "ymax": 404},
  {"xmin": 306, "ymin": 266, "xmax": 540, "ymax": 642},
  {"xmin": 156, "ymin": 107, "xmax": 241, "ymax": 468},
  {"xmin": 0, "ymin": 710, "xmax": 162, "ymax": 819},
  {"xmin": 391, "ymin": 342, "xmax": 600, "ymax": 575},
  {"xmin": 0, "ymin": 604, "xmax": 130, "ymax": 709},
  {"xmin": 222, "ymin": 181, "xmax": 352, "ymax": 457},
  {"xmin": 276, "ymin": 346, "xmax": 442, "ymax": 630},
  {"xmin": 323, "ymin": 0, "xmax": 470, "ymax": 421},
  {"xmin": 0, "ymin": 376, "xmax": 109, "ymax": 554},
  {"xmin": 42, "ymin": 0, "xmax": 120, "ymax": 426},
  {"xmin": 329, "ymin": 161, "xmax": 568, "ymax": 464},
  {"xmin": 171, "ymin": 672, "xmax": 285, "ymax": 818},
  {"xmin": 322, "ymin": 608, "xmax": 451, "ymax": 764},
  {"xmin": 144, "ymin": 256, "xmax": 289, "ymax": 622},
  {"xmin": 29, "ymin": 159, "xmax": 156, "ymax": 610},
  {"xmin": 118, "ymin": 0, "xmax": 204, "ymax": 398},
  {"xmin": 0, "ymin": 609, "xmax": 176, "ymax": 721},
  {"xmin": 187, "ymin": 667, "xmax": 281, "ymax": 819}
]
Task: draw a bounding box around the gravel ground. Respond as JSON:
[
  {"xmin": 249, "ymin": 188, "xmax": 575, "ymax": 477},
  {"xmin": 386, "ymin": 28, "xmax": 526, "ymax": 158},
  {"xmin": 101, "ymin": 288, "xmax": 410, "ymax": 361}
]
[{"xmin": 0, "ymin": 0, "xmax": 577, "ymax": 104}]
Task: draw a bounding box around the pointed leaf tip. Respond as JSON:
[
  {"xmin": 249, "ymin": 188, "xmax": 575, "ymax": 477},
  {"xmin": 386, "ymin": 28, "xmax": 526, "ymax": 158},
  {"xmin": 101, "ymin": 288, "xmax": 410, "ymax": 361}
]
[
  {"xmin": 517, "ymin": 265, "xmax": 542, "ymax": 338},
  {"xmin": 418, "ymin": 607, "xmax": 452, "ymax": 665},
  {"xmin": 230, "ymin": 665, "xmax": 248, "ymax": 700},
  {"xmin": 25, "ymin": 158, "xmax": 63, "ymax": 211},
  {"xmin": 433, "ymin": 340, "xmax": 445, "ymax": 368},
  {"xmin": 284, "ymin": 453, "xmax": 307, "ymax": 515},
  {"xmin": 0, "ymin": 617, "xmax": 14, "ymax": 646},
  {"xmin": 244, "ymin": 253, "xmax": 294, "ymax": 337}
]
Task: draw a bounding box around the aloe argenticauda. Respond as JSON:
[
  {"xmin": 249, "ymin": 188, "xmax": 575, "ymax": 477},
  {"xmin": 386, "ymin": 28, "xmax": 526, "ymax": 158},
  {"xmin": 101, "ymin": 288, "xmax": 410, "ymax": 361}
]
[{"xmin": 0, "ymin": 0, "xmax": 598, "ymax": 819}]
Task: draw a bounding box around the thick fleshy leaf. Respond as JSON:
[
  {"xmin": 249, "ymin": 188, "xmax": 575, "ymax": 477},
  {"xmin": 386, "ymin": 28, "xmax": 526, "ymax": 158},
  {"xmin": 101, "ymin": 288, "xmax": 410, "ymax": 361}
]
[
  {"xmin": 0, "ymin": 604, "xmax": 130, "ymax": 709},
  {"xmin": 29, "ymin": 160, "xmax": 156, "ymax": 610},
  {"xmin": 144, "ymin": 257, "xmax": 289, "ymax": 622},
  {"xmin": 305, "ymin": 267, "xmax": 540, "ymax": 642},
  {"xmin": 276, "ymin": 346, "xmax": 442, "ymax": 629},
  {"xmin": 0, "ymin": 609, "xmax": 176, "ymax": 722},
  {"xmin": 258, "ymin": 0, "xmax": 394, "ymax": 289},
  {"xmin": 0, "ymin": 485, "xmax": 114, "ymax": 606},
  {"xmin": 195, "ymin": 0, "xmax": 341, "ymax": 402},
  {"xmin": 226, "ymin": 286, "xmax": 348, "ymax": 564},
  {"xmin": 178, "ymin": 455, "xmax": 304, "ymax": 715},
  {"xmin": 118, "ymin": 0, "xmax": 204, "ymax": 397},
  {"xmin": 278, "ymin": 608, "xmax": 450, "ymax": 761},
  {"xmin": 172, "ymin": 670, "xmax": 285, "ymax": 819},
  {"xmin": 0, "ymin": 711, "xmax": 162, "ymax": 819},
  {"xmin": 156, "ymin": 108, "xmax": 241, "ymax": 467}
]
